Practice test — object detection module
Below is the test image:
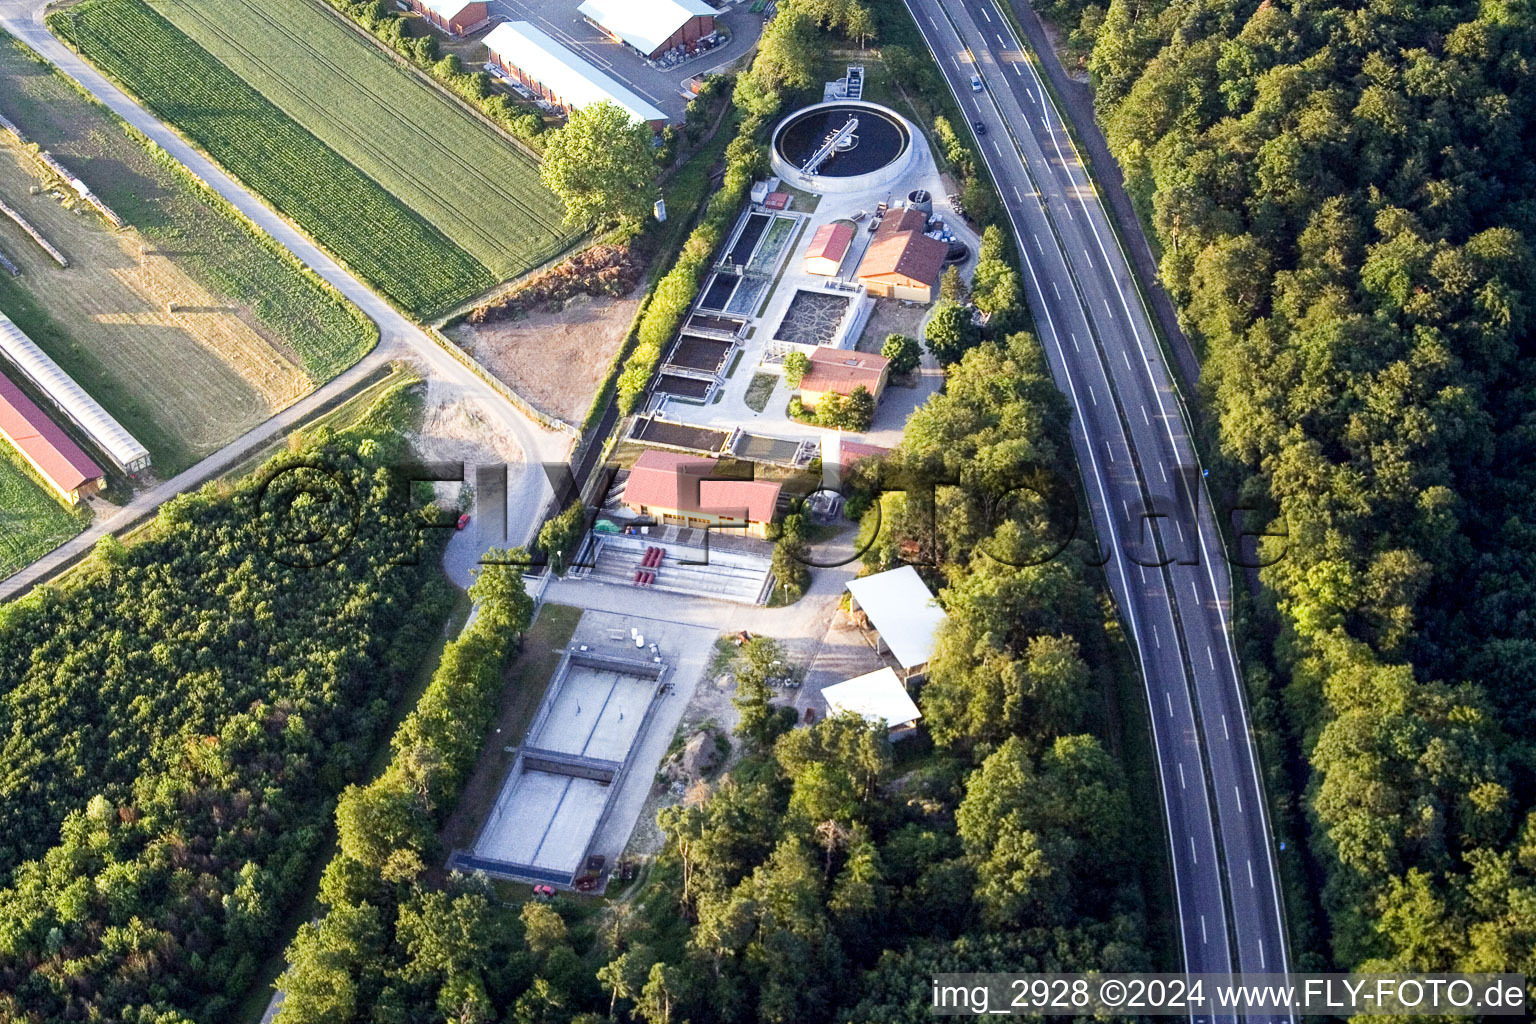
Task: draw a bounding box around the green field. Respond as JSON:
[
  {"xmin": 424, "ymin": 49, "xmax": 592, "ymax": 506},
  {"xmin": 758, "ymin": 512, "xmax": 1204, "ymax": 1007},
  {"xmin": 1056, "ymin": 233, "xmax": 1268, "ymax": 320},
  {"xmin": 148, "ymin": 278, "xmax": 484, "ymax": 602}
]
[
  {"xmin": 0, "ymin": 34, "xmax": 376, "ymax": 375},
  {"xmin": 147, "ymin": 0, "xmax": 571, "ymax": 281},
  {"xmin": 51, "ymin": 0, "xmax": 506, "ymax": 318},
  {"xmin": 0, "ymin": 446, "xmax": 86, "ymax": 579}
]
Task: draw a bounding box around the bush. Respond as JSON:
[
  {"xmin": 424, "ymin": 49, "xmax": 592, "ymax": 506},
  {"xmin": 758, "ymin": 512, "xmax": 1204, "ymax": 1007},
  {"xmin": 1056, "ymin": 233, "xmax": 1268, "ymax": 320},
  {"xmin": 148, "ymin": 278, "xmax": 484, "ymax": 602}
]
[
  {"xmin": 881, "ymin": 332, "xmax": 921, "ymax": 374},
  {"xmin": 783, "ymin": 350, "xmax": 810, "ymax": 387}
]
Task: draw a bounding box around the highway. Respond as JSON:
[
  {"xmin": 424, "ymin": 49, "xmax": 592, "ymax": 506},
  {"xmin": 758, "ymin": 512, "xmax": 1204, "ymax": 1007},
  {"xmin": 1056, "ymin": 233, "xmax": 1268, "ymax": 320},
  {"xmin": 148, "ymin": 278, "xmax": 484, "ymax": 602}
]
[{"xmin": 904, "ymin": 0, "xmax": 1293, "ymax": 1012}]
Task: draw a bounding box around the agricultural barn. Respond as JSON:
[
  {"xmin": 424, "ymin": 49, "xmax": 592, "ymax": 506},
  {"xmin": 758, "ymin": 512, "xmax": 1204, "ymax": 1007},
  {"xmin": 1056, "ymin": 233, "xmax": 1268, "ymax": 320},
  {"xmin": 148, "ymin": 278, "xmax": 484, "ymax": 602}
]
[
  {"xmin": 803, "ymin": 221, "xmax": 854, "ymax": 276},
  {"xmin": 798, "ymin": 346, "xmax": 889, "ymax": 409},
  {"xmin": 844, "ymin": 565, "xmax": 948, "ymax": 680},
  {"xmin": 855, "ymin": 206, "xmax": 949, "ymax": 302},
  {"xmin": 0, "ymin": 313, "xmax": 150, "ymax": 473},
  {"xmin": 577, "ymin": 0, "xmax": 717, "ymax": 61},
  {"xmin": 0, "ymin": 373, "xmax": 103, "ymax": 504},
  {"xmin": 410, "ymin": 0, "xmax": 489, "ymax": 36},
  {"xmin": 485, "ymin": 22, "xmax": 669, "ymax": 131},
  {"xmin": 621, "ymin": 449, "xmax": 781, "ymax": 539}
]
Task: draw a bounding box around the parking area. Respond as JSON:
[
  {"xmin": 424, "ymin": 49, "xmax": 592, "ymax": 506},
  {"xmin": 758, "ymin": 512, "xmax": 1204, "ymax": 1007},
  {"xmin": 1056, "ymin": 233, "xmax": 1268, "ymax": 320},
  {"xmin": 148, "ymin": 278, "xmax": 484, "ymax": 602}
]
[{"xmin": 486, "ymin": 0, "xmax": 764, "ymax": 120}]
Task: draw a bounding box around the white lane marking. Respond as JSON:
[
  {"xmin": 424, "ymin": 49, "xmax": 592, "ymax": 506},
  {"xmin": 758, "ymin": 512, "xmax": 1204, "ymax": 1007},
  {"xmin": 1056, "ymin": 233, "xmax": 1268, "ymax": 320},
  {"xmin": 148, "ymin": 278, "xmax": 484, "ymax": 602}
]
[
  {"xmin": 992, "ymin": 139, "xmax": 1005, "ymax": 158},
  {"xmin": 1153, "ymin": 624, "xmax": 1160, "ymax": 648},
  {"xmin": 1064, "ymin": 202, "xmax": 1073, "ymax": 220},
  {"xmin": 1178, "ymin": 762, "xmax": 1186, "ymax": 789},
  {"xmin": 1051, "ymin": 281, "xmax": 1061, "ymax": 299},
  {"xmin": 1235, "ymin": 786, "xmax": 1244, "ymax": 814},
  {"xmin": 1033, "ymin": 232, "xmax": 1042, "ymax": 252},
  {"xmin": 1089, "ymin": 385, "xmax": 1097, "ymax": 406},
  {"xmin": 1139, "ymin": 565, "xmax": 1146, "ymax": 585},
  {"xmin": 1260, "ymin": 938, "xmax": 1267, "ymax": 969},
  {"xmin": 1202, "ymin": 914, "xmax": 1208, "ymax": 944},
  {"xmin": 1207, "ymin": 646, "xmax": 1216, "ymax": 670},
  {"xmin": 1175, "ymin": 519, "xmax": 1185, "ymax": 543},
  {"xmin": 1247, "ymin": 859, "xmax": 1255, "ymax": 888},
  {"xmin": 1104, "ymin": 298, "xmax": 1115, "ymax": 318},
  {"xmin": 1141, "ymin": 404, "xmax": 1150, "ymax": 425},
  {"xmin": 1222, "ymin": 714, "xmax": 1230, "ymax": 741},
  {"xmin": 929, "ymin": 15, "xmax": 939, "ymax": 30},
  {"xmin": 1106, "ymin": 440, "xmax": 1115, "ymax": 463},
  {"xmin": 1070, "ymin": 332, "xmax": 1079, "ymax": 351},
  {"xmin": 1012, "ymin": 61, "xmax": 1023, "ymax": 76},
  {"xmin": 1122, "ymin": 499, "xmax": 1131, "ymax": 521},
  {"xmin": 1159, "ymin": 462, "xmax": 1168, "ymax": 483},
  {"xmin": 1083, "ymin": 248, "xmax": 1093, "ymax": 267},
  {"xmin": 980, "ymin": 5, "xmax": 991, "ymax": 20},
  {"xmin": 1191, "ymin": 837, "xmax": 1198, "ymax": 865},
  {"xmin": 1013, "ymin": 184, "xmax": 1024, "ymax": 202},
  {"xmin": 1166, "ymin": 692, "xmax": 1173, "ymax": 717},
  {"xmin": 1123, "ymin": 349, "xmax": 1132, "ymax": 370},
  {"xmin": 998, "ymin": 33, "xmax": 1009, "ymax": 48}
]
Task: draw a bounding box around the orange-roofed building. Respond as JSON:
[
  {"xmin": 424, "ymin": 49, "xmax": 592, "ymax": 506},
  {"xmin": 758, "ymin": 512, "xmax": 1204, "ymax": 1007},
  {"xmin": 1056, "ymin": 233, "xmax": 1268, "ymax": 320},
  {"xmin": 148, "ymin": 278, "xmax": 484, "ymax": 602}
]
[
  {"xmin": 804, "ymin": 221, "xmax": 855, "ymax": 276},
  {"xmin": 622, "ymin": 449, "xmax": 782, "ymax": 539},
  {"xmin": 856, "ymin": 206, "xmax": 948, "ymax": 302},
  {"xmin": 0, "ymin": 373, "xmax": 103, "ymax": 504},
  {"xmin": 798, "ymin": 346, "xmax": 890, "ymax": 410}
]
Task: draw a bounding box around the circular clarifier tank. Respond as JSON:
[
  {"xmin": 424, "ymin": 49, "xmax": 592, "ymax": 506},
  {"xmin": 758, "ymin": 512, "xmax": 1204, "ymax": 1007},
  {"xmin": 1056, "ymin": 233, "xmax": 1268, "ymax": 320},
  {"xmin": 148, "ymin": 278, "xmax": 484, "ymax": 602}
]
[{"xmin": 771, "ymin": 101, "xmax": 919, "ymax": 194}]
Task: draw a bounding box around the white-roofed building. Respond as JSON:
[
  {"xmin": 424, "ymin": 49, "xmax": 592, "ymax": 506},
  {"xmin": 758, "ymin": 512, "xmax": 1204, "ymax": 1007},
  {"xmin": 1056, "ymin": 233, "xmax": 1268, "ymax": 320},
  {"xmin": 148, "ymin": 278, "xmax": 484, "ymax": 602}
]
[
  {"xmin": 0, "ymin": 313, "xmax": 150, "ymax": 473},
  {"xmin": 485, "ymin": 22, "xmax": 670, "ymax": 131},
  {"xmin": 823, "ymin": 667, "xmax": 922, "ymax": 739},
  {"xmin": 844, "ymin": 565, "xmax": 948, "ymax": 679},
  {"xmin": 577, "ymin": 0, "xmax": 717, "ymax": 60},
  {"xmin": 409, "ymin": 0, "xmax": 489, "ymax": 36}
]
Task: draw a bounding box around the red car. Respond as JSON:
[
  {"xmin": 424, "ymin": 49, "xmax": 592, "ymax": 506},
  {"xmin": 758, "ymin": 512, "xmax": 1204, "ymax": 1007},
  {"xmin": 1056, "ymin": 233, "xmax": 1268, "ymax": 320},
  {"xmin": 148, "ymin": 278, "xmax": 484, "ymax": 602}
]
[{"xmin": 456, "ymin": 513, "xmax": 471, "ymax": 531}]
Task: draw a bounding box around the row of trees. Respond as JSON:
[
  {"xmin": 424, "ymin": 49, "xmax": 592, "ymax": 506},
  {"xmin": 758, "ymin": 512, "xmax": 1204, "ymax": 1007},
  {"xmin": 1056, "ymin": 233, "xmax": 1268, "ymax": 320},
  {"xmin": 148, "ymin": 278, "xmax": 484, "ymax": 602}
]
[
  {"xmin": 1038, "ymin": 0, "xmax": 1536, "ymax": 974},
  {"xmin": 320, "ymin": 0, "xmax": 547, "ymax": 142},
  {"xmin": 0, "ymin": 385, "xmax": 459, "ymax": 1022},
  {"xmin": 274, "ymin": 554, "xmax": 534, "ymax": 1022}
]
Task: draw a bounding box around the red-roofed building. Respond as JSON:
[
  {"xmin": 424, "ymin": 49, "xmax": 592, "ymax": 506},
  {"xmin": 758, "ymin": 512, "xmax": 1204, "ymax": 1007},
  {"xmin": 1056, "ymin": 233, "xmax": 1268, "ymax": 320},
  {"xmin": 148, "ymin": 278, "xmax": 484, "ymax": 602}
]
[
  {"xmin": 763, "ymin": 192, "xmax": 791, "ymax": 211},
  {"xmin": 0, "ymin": 373, "xmax": 103, "ymax": 504},
  {"xmin": 856, "ymin": 206, "xmax": 948, "ymax": 302},
  {"xmin": 799, "ymin": 346, "xmax": 890, "ymax": 410},
  {"xmin": 622, "ymin": 449, "xmax": 781, "ymax": 539},
  {"xmin": 804, "ymin": 222, "xmax": 855, "ymax": 276}
]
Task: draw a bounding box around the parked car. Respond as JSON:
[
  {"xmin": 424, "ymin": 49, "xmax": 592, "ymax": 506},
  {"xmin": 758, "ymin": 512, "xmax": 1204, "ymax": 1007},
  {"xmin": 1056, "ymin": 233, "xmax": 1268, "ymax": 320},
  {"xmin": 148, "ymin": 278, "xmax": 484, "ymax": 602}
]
[
  {"xmin": 970, "ymin": 74, "xmax": 983, "ymax": 92},
  {"xmin": 456, "ymin": 512, "xmax": 471, "ymax": 531}
]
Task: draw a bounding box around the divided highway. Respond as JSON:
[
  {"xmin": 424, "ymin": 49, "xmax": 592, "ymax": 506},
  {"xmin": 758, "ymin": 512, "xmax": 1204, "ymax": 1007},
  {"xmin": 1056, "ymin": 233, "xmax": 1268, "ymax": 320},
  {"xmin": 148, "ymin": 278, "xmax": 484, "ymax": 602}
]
[{"xmin": 904, "ymin": 0, "xmax": 1293, "ymax": 1012}]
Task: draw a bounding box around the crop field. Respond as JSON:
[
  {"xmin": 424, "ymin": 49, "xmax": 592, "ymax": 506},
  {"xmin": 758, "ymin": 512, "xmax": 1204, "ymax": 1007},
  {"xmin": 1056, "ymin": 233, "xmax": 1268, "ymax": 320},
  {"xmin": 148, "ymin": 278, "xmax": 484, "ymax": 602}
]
[
  {"xmin": 148, "ymin": 0, "xmax": 571, "ymax": 282},
  {"xmin": 52, "ymin": 0, "xmax": 499, "ymax": 319},
  {"xmin": 0, "ymin": 140, "xmax": 303, "ymax": 471},
  {"xmin": 0, "ymin": 445, "xmax": 85, "ymax": 579},
  {"xmin": 0, "ymin": 32, "xmax": 376, "ymax": 382}
]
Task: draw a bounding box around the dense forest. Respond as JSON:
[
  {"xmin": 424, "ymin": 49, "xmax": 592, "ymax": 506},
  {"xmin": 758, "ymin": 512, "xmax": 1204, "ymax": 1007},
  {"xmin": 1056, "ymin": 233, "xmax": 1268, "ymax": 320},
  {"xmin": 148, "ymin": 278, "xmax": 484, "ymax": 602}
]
[
  {"xmin": 1030, "ymin": 0, "xmax": 1536, "ymax": 974},
  {"xmin": 0, "ymin": 386, "xmax": 459, "ymax": 1022}
]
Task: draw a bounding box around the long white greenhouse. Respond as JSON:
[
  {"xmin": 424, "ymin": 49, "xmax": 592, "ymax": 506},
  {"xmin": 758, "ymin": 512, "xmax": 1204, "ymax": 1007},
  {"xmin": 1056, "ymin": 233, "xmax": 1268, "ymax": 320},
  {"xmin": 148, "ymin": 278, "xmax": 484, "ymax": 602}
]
[{"xmin": 0, "ymin": 312, "xmax": 150, "ymax": 473}]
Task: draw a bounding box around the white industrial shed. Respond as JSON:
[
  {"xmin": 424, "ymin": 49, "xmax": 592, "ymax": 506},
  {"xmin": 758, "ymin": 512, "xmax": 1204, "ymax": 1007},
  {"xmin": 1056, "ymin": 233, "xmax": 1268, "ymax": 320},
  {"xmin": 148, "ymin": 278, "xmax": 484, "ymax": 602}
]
[
  {"xmin": 824, "ymin": 667, "xmax": 922, "ymax": 739},
  {"xmin": 577, "ymin": 0, "xmax": 716, "ymax": 60},
  {"xmin": 484, "ymin": 22, "xmax": 669, "ymax": 130},
  {"xmin": 0, "ymin": 313, "xmax": 150, "ymax": 473},
  {"xmin": 844, "ymin": 565, "xmax": 948, "ymax": 678}
]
